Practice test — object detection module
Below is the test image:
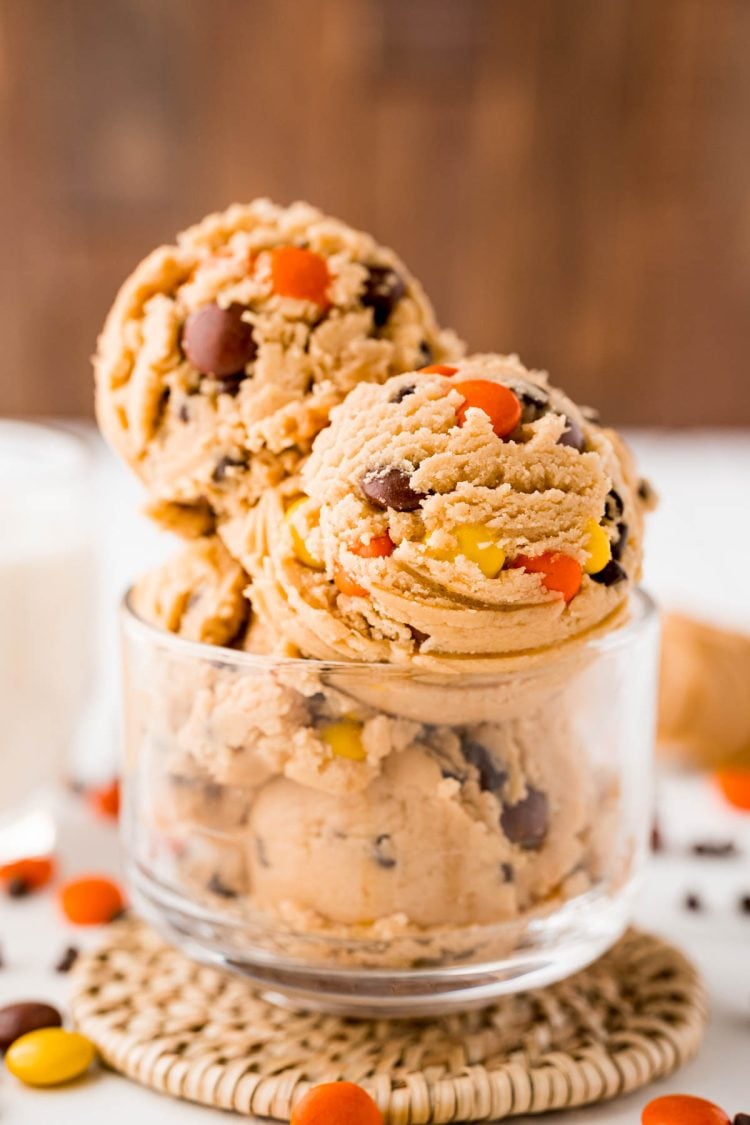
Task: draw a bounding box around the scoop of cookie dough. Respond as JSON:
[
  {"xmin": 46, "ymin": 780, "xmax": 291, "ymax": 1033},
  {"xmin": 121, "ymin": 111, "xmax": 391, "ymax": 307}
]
[
  {"xmin": 231, "ymin": 353, "xmax": 646, "ymax": 666},
  {"xmin": 96, "ymin": 199, "xmax": 463, "ymax": 531}
]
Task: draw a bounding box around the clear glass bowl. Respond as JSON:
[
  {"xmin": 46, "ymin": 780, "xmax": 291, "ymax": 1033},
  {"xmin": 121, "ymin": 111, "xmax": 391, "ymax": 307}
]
[{"xmin": 120, "ymin": 589, "xmax": 659, "ymax": 1017}]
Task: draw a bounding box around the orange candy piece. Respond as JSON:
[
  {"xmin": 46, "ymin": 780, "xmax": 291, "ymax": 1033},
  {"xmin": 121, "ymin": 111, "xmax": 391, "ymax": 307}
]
[
  {"xmin": 89, "ymin": 778, "xmax": 120, "ymax": 820},
  {"xmin": 512, "ymin": 552, "xmax": 583, "ymax": 603},
  {"xmin": 333, "ymin": 562, "xmax": 368, "ymax": 598},
  {"xmin": 291, "ymin": 1082, "xmax": 383, "ymax": 1125},
  {"xmin": 0, "ymin": 856, "xmax": 55, "ymax": 892},
  {"xmin": 641, "ymin": 1094, "xmax": 730, "ymax": 1125},
  {"xmin": 351, "ymin": 533, "xmax": 395, "ymax": 558},
  {"xmin": 454, "ymin": 380, "xmax": 521, "ymax": 438},
  {"xmin": 270, "ymin": 246, "xmax": 331, "ymax": 305},
  {"xmin": 59, "ymin": 876, "xmax": 125, "ymax": 925},
  {"xmin": 419, "ymin": 364, "xmax": 458, "ymax": 376},
  {"xmin": 715, "ymin": 768, "xmax": 750, "ymax": 811}
]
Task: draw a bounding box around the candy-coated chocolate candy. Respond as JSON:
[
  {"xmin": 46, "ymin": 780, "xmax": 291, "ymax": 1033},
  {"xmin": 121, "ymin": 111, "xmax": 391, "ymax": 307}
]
[
  {"xmin": 511, "ymin": 552, "xmax": 582, "ymax": 603},
  {"xmin": 583, "ymin": 519, "xmax": 612, "ymax": 575},
  {"xmin": 454, "ymin": 380, "xmax": 521, "ymax": 438},
  {"xmin": 291, "ymin": 1081, "xmax": 383, "ymax": 1125},
  {"xmin": 501, "ymin": 788, "xmax": 549, "ymax": 849},
  {"xmin": 270, "ymin": 246, "xmax": 330, "ymax": 305},
  {"xmin": 88, "ymin": 778, "xmax": 120, "ymax": 820},
  {"xmin": 285, "ymin": 498, "xmax": 324, "ymax": 570},
  {"xmin": 715, "ymin": 769, "xmax": 750, "ymax": 811},
  {"xmin": 0, "ymin": 1002, "xmax": 62, "ymax": 1051},
  {"xmin": 351, "ymin": 533, "xmax": 395, "ymax": 558},
  {"xmin": 361, "ymin": 266, "xmax": 405, "ymax": 327},
  {"xmin": 333, "ymin": 563, "xmax": 368, "ymax": 598},
  {"xmin": 59, "ymin": 876, "xmax": 125, "ymax": 925},
  {"xmin": 320, "ymin": 720, "xmax": 366, "ymax": 762},
  {"xmin": 641, "ymin": 1094, "xmax": 730, "ymax": 1125},
  {"xmin": 557, "ymin": 414, "xmax": 585, "ymax": 452},
  {"xmin": 418, "ymin": 363, "xmax": 458, "ymax": 376},
  {"xmin": 182, "ymin": 303, "xmax": 257, "ymax": 377},
  {"xmin": 5, "ymin": 1028, "xmax": 96, "ymax": 1087},
  {"xmin": 0, "ymin": 856, "xmax": 55, "ymax": 893},
  {"xmin": 360, "ymin": 465, "xmax": 425, "ymax": 512},
  {"xmin": 455, "ymin": 524, "xmax": 506, "ymax": 578}
]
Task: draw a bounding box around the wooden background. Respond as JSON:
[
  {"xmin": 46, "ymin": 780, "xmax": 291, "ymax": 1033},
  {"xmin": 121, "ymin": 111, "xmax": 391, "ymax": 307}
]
[{"xmin": 1, "ymin": 0, "xmax": 749, "ymax": 425}]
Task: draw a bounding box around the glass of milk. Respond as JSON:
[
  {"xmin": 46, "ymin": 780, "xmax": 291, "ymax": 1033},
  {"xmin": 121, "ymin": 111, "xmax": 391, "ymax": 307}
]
[{"xmin": 0, "ymin": 421, "xmax": 95, "ymax": 857}]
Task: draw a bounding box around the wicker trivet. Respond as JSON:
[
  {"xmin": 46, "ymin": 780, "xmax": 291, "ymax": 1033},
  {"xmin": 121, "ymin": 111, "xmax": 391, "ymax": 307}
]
[{"xmin": 70, "ymin": 921, "xmax": 706, "ymax": 1123}]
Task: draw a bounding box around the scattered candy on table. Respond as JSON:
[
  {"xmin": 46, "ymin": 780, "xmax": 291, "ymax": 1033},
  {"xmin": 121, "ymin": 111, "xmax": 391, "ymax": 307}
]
[
  {"xmin": 642, "ymin": 1094, "xmax": 731, "ymax": 1125},
  {"xmin": 290, "ymin": 1081, "xmax": 383, "ymax": 1125},
  {"xmin": 88, "ymin": 778, "xmax": 120, "ymax": 820},
  {"xmin": 0, "ymin": 856, "xmax": 56, "ymax": 897},
  {"xmin": 0, "ymin": 1002, "xmax": 62, "ymax": 1052},
  {"xmin": 59, "ymin": 875, "xmax": 126, "ymax": 925},
  {"xmin": 4, "ymin": 1027, "xmax": 96, "ymax": 1087}
]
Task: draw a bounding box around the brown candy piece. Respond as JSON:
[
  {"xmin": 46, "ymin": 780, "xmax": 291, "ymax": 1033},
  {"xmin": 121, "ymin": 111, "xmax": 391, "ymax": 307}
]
[
  {"xmin": 182, "ymin": 303, "xmax": 257, "ymax": 377},
  {"xmin": 0, "ymin": 1002, "xmax": 62, "ymax": 1051},
  {"xmin": 462, "ymin": 739, "xmax": 508, "ymax": 792},
  {"xmin": 360, "ymin": 466, "xmax": 425, "ymax": 512},
  {"xmin": 500, "ymin": 787, "xmax": 549, "ymax": 849},
  {"xmin": 361, "ymin": 265, "xmax": 406, "ymax": 327}
]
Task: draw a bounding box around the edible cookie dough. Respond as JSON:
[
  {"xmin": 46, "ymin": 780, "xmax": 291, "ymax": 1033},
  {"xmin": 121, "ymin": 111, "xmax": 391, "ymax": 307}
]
[
  {"xmin": 226, "ymin": 353, "xmax": 646, "ymax": 666},
  {"xmin": 96, "ymin": 199, "xmax": 462, "ymax": 532}
]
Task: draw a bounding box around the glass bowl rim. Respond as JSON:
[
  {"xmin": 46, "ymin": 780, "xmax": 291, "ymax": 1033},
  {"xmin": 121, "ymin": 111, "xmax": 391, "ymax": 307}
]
[{"xmin": 120, "ymin": 585, "xmax": 658, "ymax": 679}]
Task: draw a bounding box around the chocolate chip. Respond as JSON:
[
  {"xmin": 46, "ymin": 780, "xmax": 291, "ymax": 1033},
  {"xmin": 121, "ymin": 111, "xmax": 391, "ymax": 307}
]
[
  {"xmin": 214, "ymin": 375, "xmax": 244, "ymax": 397},
  {"xmin": 361, "ymin": 265, "xmax": 406, "ymax": 327},
  {"xmin": 739, "ymin": 894, "xmax": 750, "ymax": 914},
  {"xmin": 605, "ymin": 489, "xmax": 624, "ymax": 520},
  {"xmin": 54, "ymin": 945, "xmax": 80, "ymax": 973},
  {"xmin": 501, "ymin": 788, "xmax": 549, "ymax": 849},
  {"xmin": 372, "ymin": 834, "xmax": 397, "ymax": 869},
  {"xmin": 418, "ymin": 341, "xmax": 434, "ymax": 365},
  {"xmin": 410, "ymin": 626, "xmax": 430, "ymax": 646},
  {"xmin": 207, "ymin": 873, "xmax": 237, "ymax": 899},
  {"xmin": 212, "ymin": 454, "xmax": 247, "ymax": 483},
  {"xmin": 255, "ymin": 837, "xmax": 270, "ymax": 869},
  {"xmin": 557, "ymin": 414, "xmax": 585, "ymax": 452},
  {"xmin": 7, "ymin": 877, "xmax": 30, "ymax": 898},
  {"xmin": 691, "ymin": 840, "xmax": 737, "ymax": 858},
  {"xmin": 637, "ymin": 478, "xmax": 655, "ymax": 504},
  {"xmin": 178, "ymin": 401, "xmax": 190, "ymax": 422},
  {"xmin": 611, "ymin": 521, "xmax": 628, "ymax": 561},
  {"xmin": 390, "ymin": 383, "xmax": 416, "ymax": 404},
  {"xmin": 182, "ymin": 303, "xmax": 257, "ymax": 377},
  {"xmin": 0, "ymin": 1002, "xmax": 62, "ymax": 1051},
  {"xmin": 590, "ymin": 559, "xmax": 627, "ymax": 586},
  {"xmin": 518, "ymin": 387, "xmax": 549, "ymax": 424},
  {"xmin": 462, "ymin": 740, "xmax": 508, "ymax": 792},
  {"xmin": 733, "ymin": 1115, "xmax": 750, "ymax": 1125},
  {"xmin": 684, "ymin": 892, "xmax": 702, "ymax": 911},
  {"xmin": 650, "ymin": 823, "xmax": 664, "ymax": 852},
  {"xmin": 360, "ymin": 465, "xmax": 425, "ymax": 512},
  {"xmin": 500, "ymin": 863, "xmax": 514, "ymax": 883}
]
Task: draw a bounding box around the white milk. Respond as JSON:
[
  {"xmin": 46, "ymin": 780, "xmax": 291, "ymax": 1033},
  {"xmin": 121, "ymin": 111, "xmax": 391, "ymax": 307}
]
[{"xmin": 0, "ymin": 422, "xmax": 95, "ymax": 816}]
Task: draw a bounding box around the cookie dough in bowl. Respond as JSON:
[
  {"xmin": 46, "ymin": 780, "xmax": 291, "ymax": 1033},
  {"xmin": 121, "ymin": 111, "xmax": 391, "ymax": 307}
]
[
  {"xmin": 95, "ymin": 199, "xmax": 463, "ymax": 533},
  {"xmin": 231, "ymin": 353, "xmax": 647, "ymax": 670}
]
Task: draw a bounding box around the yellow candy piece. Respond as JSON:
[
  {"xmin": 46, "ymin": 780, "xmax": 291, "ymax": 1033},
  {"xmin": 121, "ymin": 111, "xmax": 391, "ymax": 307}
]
[
  {"xmin": 320, "ymin": 718, "xmax": 366, "ymax": 762},
  {"xmin": 584, "ymin": 518, "xmax": 612, "ymax": 575},
  {"xmin": 455, "ymin": 524, "xmax": 506, "ymax": 578},
  {"xmin": 5, "ymin": 1027, "xmax": 96, "ymax": 1087},
  {"xmin": 285, "ymin": 497, "xmax": 324, "ymax": 570}
]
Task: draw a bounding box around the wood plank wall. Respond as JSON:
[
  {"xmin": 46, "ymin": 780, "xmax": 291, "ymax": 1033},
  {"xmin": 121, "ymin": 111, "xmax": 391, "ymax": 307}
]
[{"xmin": 1, "ymin": 0, "xmax": 749, "ymax": 424}]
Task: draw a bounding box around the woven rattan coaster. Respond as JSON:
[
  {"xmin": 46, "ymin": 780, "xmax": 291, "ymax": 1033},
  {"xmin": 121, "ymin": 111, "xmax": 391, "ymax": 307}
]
[{"xmin": 70, "ymin": 921, "xmax": 706, "ymax": 1123}]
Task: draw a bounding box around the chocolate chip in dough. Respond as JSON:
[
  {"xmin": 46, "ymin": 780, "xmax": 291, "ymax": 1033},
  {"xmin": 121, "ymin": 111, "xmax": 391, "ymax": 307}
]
[
  {"xmin": 500, "ymin": 863, "xmax": 514, "ymax": 883},
  {"xmin": 500, "ymin": 788, "xmax": 549, "ymax": 850},
  {"xmin": 389, "ymin": 383, "xmax": 416, "ymax": 404},
  {"xmin": 462, "ymin": 739, "xmax": 508, "ymax": 792},
  {"xmin": 557, "ymin": 414, "xmax": 585, "ymax": 452},
  {"xmin": 212, "ymin": 454, "xmax": 248, "ymax": 483},
  {"xmin": 418, "ymin": 340, "xmax": 434, "ymax": 365},
  {"xmin": 611, "ymin": 521, "xmax": 628, "ymax": 561},
  {"xmin": 361, "ymin": 265, "xmax": 406, "ymax": 327},
  {"xmin": 360, "ymin": 465, "xmax": 425, "ymax": 512},
  {"xmin": 605, "ymin": 488, "xmax": 624, "ymax": 521},
  {"xmin": 518, "ymin": 386, "xmax": 549, "ymax": 424},
  {"xmin": 207, "ymin": 873, "xmax": 237, "ymax": 899},
  {"xmin": 182, "ymin": 303, "xmax": 257, "ymax": 377},
  {"xmin": 590, "ymin": 559, "xmax": 627, "ymax": 586},
  {"xmin": 372, "ymin": 834, "xmax": 397, "ymax": 869}
]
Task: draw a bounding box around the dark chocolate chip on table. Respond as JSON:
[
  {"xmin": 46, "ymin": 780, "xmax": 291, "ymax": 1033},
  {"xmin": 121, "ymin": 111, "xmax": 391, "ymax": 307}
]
[
  {"xmin": 500, "ymin": 863, "xmax": 514, "ymax": 883},
  {"xmin": 500, "ymin": 788, "xmax": 549, "ymax": 850},
  {"xmin": 54, "ymin": 945, "xmax": 80, "ymax": 974},
  {"xmin": 182, "ymin": 302, "xmax": 257, "ymax": 377},
  {"xmin": 684, "ymin": 892, "xmax": 702, "ymax": 912},
  {"xmin": 372, "ymin": 834, "xmax": 397, "ymax": 870},
  {"xmin": 462, "ymin": 739, "xmax": 508, "ymax": 792},
  {"xmin": 691, "ymin": 839, "xmax": 737, "ymax": 858},
  {"xmin": 650, "ymin": 822, "xmax": 664, "ymax": 852},
  {"xmin": 739, "ymin": 894, "xmax": 750, "ymax": 914},
  {"xmin": 6, "ymin": 877, "xmax": 31, "ymax": 898},
  {"xmin": 361, "ymin": 266, "xmax": 406, "ymax": 327},
  {"xmin": 590, "ymin": 559, "xmax": 627, "ymax": 586},
  {"xmin": 360, "ymin": 465, "xmax": 425, "ymax": 512},
  {"xmin": 557, "ymin": 414, "xmax": 585, "ymax": 452},
  {"xmin": 0, "ymin": 1002, "xmax": 62, "ymax": 1051},
  {"xmin": 733, "ymin": 1115, "xmax": 750, "ymax": 1125}
]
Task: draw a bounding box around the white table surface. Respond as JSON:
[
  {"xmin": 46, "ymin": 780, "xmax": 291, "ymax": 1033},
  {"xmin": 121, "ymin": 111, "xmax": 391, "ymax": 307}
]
[{"xmin": 1, "ymin": 430, "xmax": 750, "ymax": 1122}]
